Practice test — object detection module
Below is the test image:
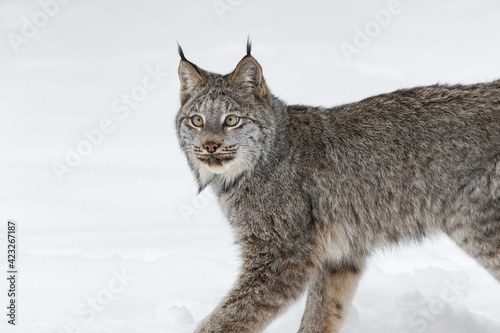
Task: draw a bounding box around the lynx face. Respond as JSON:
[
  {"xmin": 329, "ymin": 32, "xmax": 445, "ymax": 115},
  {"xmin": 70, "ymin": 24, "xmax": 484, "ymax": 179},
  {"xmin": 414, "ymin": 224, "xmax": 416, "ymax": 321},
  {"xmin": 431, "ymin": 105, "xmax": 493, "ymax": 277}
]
[{"xmin": 176, "ymin": 48, "xmax": 276, "ymax": 189}]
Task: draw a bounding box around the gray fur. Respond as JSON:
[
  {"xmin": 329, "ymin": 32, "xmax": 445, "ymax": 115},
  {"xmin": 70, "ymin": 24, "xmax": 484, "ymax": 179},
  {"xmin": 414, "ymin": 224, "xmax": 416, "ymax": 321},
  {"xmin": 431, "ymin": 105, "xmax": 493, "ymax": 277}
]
[{"xmin": 175, "ymin": 46, "xmax": 500, "ymax": 333}]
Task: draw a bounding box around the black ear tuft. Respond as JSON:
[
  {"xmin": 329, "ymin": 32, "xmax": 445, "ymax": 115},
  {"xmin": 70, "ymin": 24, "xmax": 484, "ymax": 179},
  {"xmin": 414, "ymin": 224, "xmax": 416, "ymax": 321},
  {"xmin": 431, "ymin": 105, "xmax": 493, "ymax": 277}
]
[
  {"xmin": 177, "ymin": 43, "xmax": 202, "ymax": 75},
  {"xmin": 246, "ymin": 37, "xmax": 252, "ymax": 57},
  {"xmin": 177, "ymin": 42, "xmax": 186, "ymax": 61}
]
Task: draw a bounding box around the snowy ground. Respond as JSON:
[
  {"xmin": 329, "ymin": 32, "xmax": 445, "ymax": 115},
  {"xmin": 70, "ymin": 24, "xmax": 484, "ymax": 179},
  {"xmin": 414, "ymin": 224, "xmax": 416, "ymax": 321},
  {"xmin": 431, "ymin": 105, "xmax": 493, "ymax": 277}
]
[{"xmin": 1, "ymin": 0, "xmax": 500, "ymax": 332}]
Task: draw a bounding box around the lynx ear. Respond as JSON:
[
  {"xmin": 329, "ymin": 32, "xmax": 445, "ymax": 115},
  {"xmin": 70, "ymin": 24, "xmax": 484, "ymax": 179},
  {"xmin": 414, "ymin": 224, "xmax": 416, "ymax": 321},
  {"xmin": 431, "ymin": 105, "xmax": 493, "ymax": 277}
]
[
  {"xmin": 178, "ymin": 45, "xmax": 206, "ymax": 104},
  {"xmin": 229, "ymin": 55, "xmax": 269, "ymax": 103}
]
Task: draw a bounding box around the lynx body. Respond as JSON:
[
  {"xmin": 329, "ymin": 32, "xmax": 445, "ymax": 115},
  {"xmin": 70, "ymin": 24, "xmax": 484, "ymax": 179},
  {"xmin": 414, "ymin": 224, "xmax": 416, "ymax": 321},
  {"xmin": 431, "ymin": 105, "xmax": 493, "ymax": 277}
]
[{"xmin": 175, "ymin": 43, "xmax": 500, "ymax": 333}]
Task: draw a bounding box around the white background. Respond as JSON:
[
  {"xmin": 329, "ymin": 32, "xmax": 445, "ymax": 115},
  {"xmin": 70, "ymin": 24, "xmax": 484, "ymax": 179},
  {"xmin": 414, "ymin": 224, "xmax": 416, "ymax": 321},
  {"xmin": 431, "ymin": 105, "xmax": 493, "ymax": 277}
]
[{"xmin": 1, "ymin": 0, "xmax": 500, "ymax": 332}]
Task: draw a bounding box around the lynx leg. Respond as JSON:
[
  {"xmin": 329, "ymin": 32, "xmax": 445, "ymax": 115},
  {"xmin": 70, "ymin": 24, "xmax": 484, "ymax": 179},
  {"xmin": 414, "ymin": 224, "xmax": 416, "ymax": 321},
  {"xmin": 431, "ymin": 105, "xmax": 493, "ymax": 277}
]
[
  {"xmin": 298, "ymin": 261, "xmax": 364, "ymax": 333},
  {"xmin": 194, "ymin": 241, "xmax": 315, "ymax": 333},
  {"xmin": 445, "ymin": 157, "xmax": 500, "ymax": 281}
]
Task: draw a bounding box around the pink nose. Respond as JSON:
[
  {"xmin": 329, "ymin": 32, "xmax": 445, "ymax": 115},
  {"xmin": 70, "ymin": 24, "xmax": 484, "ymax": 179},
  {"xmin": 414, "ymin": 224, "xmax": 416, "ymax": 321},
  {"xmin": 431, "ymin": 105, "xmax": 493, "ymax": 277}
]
[{"xmin": 203, "ymin": 142, "xmax": 219, "ymax": 153}]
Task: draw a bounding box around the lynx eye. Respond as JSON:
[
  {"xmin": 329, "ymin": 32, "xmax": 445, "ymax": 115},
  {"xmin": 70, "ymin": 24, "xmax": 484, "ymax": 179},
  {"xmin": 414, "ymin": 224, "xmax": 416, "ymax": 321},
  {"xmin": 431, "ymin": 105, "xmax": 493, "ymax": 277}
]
[
  {"xmin": 224, "ymin": 115, "xmax": 240, "ymax": 127},
  {"xmin": 191, "ymin": 115, "xmax": 204, "ymax": 127}
]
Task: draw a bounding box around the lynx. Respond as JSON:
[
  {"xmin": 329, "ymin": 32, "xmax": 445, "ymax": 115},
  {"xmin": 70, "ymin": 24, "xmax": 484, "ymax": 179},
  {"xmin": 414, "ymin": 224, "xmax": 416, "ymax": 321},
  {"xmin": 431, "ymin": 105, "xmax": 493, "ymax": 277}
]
[{"xmin": 175, "ymin": 41, "xmax": 500, "ymax": 333}]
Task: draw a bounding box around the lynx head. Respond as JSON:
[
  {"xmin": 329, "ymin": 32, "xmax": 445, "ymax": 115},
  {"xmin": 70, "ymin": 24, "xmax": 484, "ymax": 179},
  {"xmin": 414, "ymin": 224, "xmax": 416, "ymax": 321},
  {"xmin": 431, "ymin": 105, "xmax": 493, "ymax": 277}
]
[{"xmin": 176, "ymin": 41, "xmax": 276, "ymax": 190}]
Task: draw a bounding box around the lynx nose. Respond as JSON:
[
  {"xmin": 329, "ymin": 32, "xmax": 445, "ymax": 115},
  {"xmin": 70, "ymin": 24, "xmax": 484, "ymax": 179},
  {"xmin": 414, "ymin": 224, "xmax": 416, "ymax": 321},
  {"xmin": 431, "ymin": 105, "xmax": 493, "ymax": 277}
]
[{"xmin": 203, "ymin": 142, "xmax": 219, "ymax": 153}]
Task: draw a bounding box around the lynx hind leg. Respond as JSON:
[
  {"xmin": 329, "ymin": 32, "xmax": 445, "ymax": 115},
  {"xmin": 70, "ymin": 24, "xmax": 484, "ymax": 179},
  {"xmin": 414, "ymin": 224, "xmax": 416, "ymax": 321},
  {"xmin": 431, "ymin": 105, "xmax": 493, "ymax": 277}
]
[
  {"xmin": 298, "ymin": 261, "xmax": 364, "ymax": 333},
  {"xmin": 445, "ymin": 157, "xmax": 500, "ymax": 281}
]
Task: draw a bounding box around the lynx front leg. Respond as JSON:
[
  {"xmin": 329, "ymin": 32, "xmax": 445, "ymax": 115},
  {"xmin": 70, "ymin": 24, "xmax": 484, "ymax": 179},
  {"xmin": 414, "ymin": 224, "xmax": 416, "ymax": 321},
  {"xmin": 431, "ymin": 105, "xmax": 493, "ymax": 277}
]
[
  {"xmin": 194, "ymin": 242, "xmax": 315, "ymax": 333},
  {"xmin": 298, "ymin": 261, "xmax": 364, "ymax": 333}
]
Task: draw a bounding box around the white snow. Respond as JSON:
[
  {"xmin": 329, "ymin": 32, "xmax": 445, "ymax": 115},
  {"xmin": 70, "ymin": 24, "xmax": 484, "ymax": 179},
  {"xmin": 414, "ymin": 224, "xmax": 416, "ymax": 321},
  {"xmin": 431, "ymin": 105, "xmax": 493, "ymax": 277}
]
[{"xmin": 1, "ymin": 0, "xmax": 500, "ymax": 332}]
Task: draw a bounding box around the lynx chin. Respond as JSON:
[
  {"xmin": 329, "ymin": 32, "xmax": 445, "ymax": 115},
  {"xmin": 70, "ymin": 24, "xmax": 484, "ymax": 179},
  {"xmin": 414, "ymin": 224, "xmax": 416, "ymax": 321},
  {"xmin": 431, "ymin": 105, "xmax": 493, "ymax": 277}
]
[{"xmin": 175, "ymin": 41, "xmax": 500, "ymax": 333}]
